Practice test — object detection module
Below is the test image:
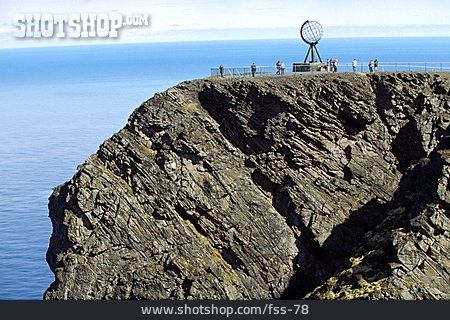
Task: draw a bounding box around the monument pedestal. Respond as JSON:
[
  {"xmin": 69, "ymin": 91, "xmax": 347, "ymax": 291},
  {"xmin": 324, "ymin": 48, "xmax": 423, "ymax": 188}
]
[{"xmin": 293, "ymin": 62, "xmax": 327, "ymax": 73}]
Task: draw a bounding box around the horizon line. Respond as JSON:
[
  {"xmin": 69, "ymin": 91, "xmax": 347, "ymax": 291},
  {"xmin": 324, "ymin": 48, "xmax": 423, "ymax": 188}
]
[{"xmin": 1, "ymin": 34, "xmax": 450, "ymax": 50}]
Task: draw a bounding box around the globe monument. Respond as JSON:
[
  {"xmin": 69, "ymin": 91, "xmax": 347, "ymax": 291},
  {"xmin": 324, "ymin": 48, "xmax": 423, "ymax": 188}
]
[{"xmin": 293, "ymin": 20, "xmax": 327, "ymax": 72}]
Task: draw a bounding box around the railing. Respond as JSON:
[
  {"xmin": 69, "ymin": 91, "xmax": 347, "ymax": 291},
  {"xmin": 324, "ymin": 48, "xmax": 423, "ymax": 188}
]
[
  {"xmin": 212, "ymin": 66, "xmax": 295, "ymax": 77},
  {"xmin": 211, "ymin": 62, "xmax": 450, "ymax": 78},
  {"xmin": 340, "ymin": 62, "xmax": 450, "ymax": 73}
]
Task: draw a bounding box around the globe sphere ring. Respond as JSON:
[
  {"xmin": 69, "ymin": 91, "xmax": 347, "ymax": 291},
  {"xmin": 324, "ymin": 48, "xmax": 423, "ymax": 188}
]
[{"xmin": 300, "ymin": 20, "xmax": 323, "ymax": 45}]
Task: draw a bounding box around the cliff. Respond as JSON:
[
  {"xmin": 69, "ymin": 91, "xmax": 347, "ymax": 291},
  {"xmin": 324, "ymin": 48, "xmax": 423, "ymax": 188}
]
[{"xmin": 45, "ymin": 72, "xmax": 450, "ymax": 300}]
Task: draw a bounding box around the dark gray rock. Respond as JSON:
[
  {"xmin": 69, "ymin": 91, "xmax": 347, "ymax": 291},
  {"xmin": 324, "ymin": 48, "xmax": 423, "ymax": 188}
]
[{"xmin": 45, "ymin": 72, "xmax": 450, "ymax": 300}]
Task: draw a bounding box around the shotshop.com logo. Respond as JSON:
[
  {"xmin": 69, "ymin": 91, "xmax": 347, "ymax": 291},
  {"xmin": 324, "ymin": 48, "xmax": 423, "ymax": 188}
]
[{"xmin": 13, "ymin": 13, "xmax": 149, "ymax": 38}]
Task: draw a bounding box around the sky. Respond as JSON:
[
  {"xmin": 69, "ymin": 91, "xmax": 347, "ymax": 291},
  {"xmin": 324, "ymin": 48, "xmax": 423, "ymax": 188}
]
[{"xmin": 0, "ymin": 0, "xmax": 449, "ymax": 48}]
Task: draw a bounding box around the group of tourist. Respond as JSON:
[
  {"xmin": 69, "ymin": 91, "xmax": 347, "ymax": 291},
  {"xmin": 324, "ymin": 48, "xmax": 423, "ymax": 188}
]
[
  {"xmin": 218, "ymin": 58, "xmax": 380, "ymax": 78},
  {"xmin": 368, "ymin": 59, "xmax": 379, "ymax": 72},
  {"xmin": 326, "ymin": 58, "xmax": 339, "ymax": 72},
  {"xmin": 275, "ymin": 60, "xmax": 286, "ymax": 75},
  {"xmin": 351, "ymin": 59, "xmax": 379, "ymax": 72}
]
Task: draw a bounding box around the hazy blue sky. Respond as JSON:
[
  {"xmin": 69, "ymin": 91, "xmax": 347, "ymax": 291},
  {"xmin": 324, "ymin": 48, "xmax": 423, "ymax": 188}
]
[{"xmin": 1, "ymin": 0, "xmax": 449, "ymax": 48}]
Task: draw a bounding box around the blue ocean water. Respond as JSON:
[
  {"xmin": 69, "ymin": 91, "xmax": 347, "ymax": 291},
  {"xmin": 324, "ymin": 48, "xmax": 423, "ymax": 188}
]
[{"xmin": 0, "ymin": 37, "xmax": 449, "ymax": 300}]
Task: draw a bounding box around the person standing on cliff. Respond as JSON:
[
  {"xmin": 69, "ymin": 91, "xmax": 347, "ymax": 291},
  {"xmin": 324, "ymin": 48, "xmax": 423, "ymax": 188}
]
[
  {"xmin": 280, "ymin": 61, "xmax": 286, "ymax": 75},
  {"xmin": 276, "ymin": 60, "xmax": 281, "ymax": 75},
  {"xmin": 251, "ymin": 63, "xmax": 256, "ymax": 77},
  {"xmin": 219, "ymin": 64, "xmax": 224, "ymax": 78},
  {"xmin": 352, "ymin": 59, "xmax": 357, "ymax": 72},
  {"xmin": 333, "ymin": 59, "xmax": 338, "ymax": 72},
  {"xmin": 374, "ymin": 59, "xmax": 379, "ymax": 72}
]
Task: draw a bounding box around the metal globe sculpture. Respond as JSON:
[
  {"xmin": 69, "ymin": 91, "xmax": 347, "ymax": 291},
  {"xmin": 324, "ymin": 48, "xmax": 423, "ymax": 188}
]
[
  {"xmin": 300, "ymin": 20, "xmax": 324, "ymax": 63},
  {"xmin": 300, "ymin": 20, "xmax": 323, "ymax": 44}
]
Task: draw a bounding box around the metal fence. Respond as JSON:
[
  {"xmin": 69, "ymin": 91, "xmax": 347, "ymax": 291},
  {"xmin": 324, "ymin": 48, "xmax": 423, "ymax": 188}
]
[
  {"xmin": 212, "ymin": 66, "xmax": 294, "ymax": 77},
  {"xmin": 211, "ymin": 62, "xmax": 450, "ymax": 78},
  {"xmin": 340, "ymin": 62, "xmax": 450, "ymax": 73}
]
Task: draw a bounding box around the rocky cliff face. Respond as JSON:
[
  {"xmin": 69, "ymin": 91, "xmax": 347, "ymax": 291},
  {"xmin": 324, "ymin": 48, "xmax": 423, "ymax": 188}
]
[{"xmin": 45, "ymin": 72, "xmax": 449, "ymax": 300}]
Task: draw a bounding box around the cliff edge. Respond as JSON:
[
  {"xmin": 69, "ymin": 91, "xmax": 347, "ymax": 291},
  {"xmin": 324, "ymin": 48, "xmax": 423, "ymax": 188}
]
[{"xmin": 45, "ymin": 72, "xmax": 449, "ymax": 299}]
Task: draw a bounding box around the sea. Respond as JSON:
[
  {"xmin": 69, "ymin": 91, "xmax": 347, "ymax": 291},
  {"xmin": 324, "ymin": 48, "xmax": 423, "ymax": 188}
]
[{"xmin": 0, "ymin": 37, "xmax": 449, "ymax": 300}]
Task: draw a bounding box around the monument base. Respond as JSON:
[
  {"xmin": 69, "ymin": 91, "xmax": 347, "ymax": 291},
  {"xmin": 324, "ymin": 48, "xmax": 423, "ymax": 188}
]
[{"xmin": 293, "ymin": 62, "xmax": 327, "ymax": 72}]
